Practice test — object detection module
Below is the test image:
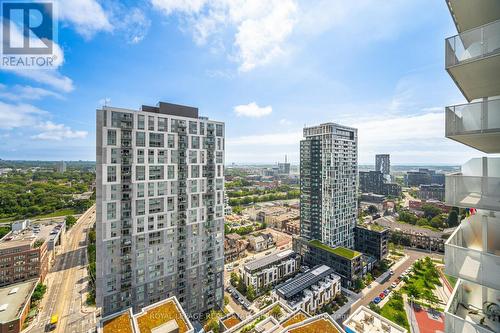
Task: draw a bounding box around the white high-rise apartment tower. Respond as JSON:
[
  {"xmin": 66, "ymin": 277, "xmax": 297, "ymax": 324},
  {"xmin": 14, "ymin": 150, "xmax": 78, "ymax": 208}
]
[
  {"xmin": 96, "ymin": 102, "xmax": 225, "ymax": 318},
  {"xmin": 443, "ymin": 2, "xmax": 500, "ymax": 332},
  {"xmin": 300, "ymin": 123, "xmax": 358, "ymax": 248}
]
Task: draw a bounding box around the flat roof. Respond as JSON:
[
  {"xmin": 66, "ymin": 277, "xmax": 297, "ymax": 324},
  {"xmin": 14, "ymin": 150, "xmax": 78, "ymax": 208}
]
[
  {"xmin": 309, "ymin": 240, "xmax": 361, "ymax": 259},
  {"xmin": 276, "ymin": 265, "xmax": 337, "ymax": 299},
  {"xmin": 102, "ymin": 309, "xmax": 134, "ymax": 333},
  {"xmin": 0, "ymin": 222, "xmax": 63, "ymax": 251},
  {"xmin": 0, "ymin": 279, "xmax": 36, "ymax": 324},
  {"xmin": 244, "ymin": 249, "xmax": 296, "ymax": 271},
  {"xmin": 285, "ymin": 314, "xmax": 344, "ymax": 333},
  {"xmin": 343, "ymin": 306, "xmax": 407, "ymax": 333}
]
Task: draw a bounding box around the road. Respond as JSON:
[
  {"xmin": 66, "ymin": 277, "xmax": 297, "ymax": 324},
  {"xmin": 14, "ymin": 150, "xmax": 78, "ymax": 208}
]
[
  {"xmin": 351, "ymin": 248, "xmax": 443, "ymax": 312},
  {"xmin": 28, "ymin": 205, "xmax": 97, "ymax": 333}
]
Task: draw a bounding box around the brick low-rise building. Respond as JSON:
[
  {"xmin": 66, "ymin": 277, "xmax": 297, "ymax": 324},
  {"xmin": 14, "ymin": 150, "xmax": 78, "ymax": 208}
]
[
  {"xmin": 354, "ymin": 224, "xmax": 389, "ymax": 261},
  {"xmin": 0, "ymin": 279, "xmax": 37, "ymax": 333},
  {"xmin": 0, "ymin": 222, "xmax": 64, "ymax": 287}
]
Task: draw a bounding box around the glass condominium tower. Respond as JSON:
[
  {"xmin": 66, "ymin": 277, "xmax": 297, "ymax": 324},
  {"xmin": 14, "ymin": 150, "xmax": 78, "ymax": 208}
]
[
  {"xmin": 443, "ymin": 2, "xmax": 500, "ymax": 332},
  {"xmin": 96, "ymin": 102, "xmax": 225, "ymax": 318},
  {"xmin": 300, "ymin": 123, "xmax": 358, "ymax": 248}
]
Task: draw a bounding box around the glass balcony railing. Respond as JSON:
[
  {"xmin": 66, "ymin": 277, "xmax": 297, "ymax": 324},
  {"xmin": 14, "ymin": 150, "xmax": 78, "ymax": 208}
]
[
  {"xmin": 446, "ymin": 19, "xmax": 500, "ymax": 68},
  {"xmin": 445, "ymin": 280, "xmax": 500, "ymax": 333},
  {"xmin": 446, "ymin": 99, "xmax": 500, "ymax": 136},
  {"xmin": 445, "ymin": 158, "xmax": 500, "ymax": 210},
  {"xmin": 445, "ymin": 212, "xmax": 500, "ymax": 290}
]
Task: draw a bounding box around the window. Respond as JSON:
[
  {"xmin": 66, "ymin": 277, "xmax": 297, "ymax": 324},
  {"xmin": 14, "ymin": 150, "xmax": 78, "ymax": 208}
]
[
  {"xmin": 136, "ymin": 131, "xmax": 145, "ymax": 147},
  {"xmin": 107, "ymin": 202, "xmax": 116, "ymax": 220},
  {"xmin": 107, "ymin": 166, "xmax": 116, "ymax": 182},
  {"xmin": 158, "ymin": 150, "xmax": 167, "ymax": 163},
  {"xmin": 216, "ymin": 124, "xmax": 223, "ymax": 136},
  {"xmin": 110, "ymin": 148, "xmax": 119, "ymax": 164},
  {"xmin": 158, "ymin": 182, "xmax": 166, "ymax": 196},
  {"xmin": 149, "ymin": 166, "xmax": 164, "ymax": 180},
  {"xmin": 148, "ymin": 149, "xmax": 155, "ymax": 163},
  {"xmin": 158, "ymin": 117, "xmax": 167, "ymax": 132},
  {"xmin": 137, "ymin": 149, "xmax": 144, "ymax": 163},
  {"xmin": 149, "ymin": 198, "xmax": 163, "ymax": 213},
  {"xmin": 136, "ymin": 200, "xmax": 145, "ymax": 216},
  {"xmin": 148, "ymin": 182, "xmax": 155, "ymax": 196},
  {"xmin": 136, "ymin": 166, "xmax": 145, "ymax": 181},
  {"xmin": 149, "ymin": 133, "xmax": 164, "ymax": 147},
  {"xmin": 191, "ymin": 136, "xmax": 200, "ymax": 149},
  {"xmin": 200, "ymin": 122, "xmax": 205, "ymax": 135},
  {"xmin": 189, "ymin": 151, "xmax": 197, "ymax": 164},
  {"xmin": 168, "ymin": 134, "xmax": 175, "ymax": 148},
  {"xmin": 137, "ymin": 183, "xmax": 144, "ymax": 198},
  {"xmin": 138, "ymin": 115, "xmax": 145, "ymax": 130},
  {"xmin": 148, "ymin": 116, "xmax": 155, "ymax": 131},
  {"xmin": 167, "ymin": 165, "xmax": 175, "ymax": 179},
  {"xmin": 107, "ymin": 129, "xmax": 116, "ymax": 145},
  {"xmin": 216, "ymin": 151, "xmax": 223, "ymax": 164},
  {"xmin": 189, "ymin": 121, "xmax": 197, "ymax": 134},
  {"xmin": 191, "ymin": 165, "xmax": 200, "ymax": 178}
]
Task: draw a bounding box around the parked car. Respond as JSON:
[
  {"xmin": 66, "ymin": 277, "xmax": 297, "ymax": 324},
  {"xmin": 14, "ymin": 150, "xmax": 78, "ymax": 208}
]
[
  {"xmin": 265, "ymin": 251, "xmax": 272, "ymax": 255},
  {"xmin": 391, "ymin": 282, "xmax": 397, "ymax": 288},
  {"xmin": 379, "ymin": 292, "xmax": 386, "ymax": 299},
  {"xmin": 373, "ymin": 297, "xmax": 381, "ymax": 304},
  {"xmin": 384, "ymin": 289, "xmax": 390, "ymax": 296},
  {"xmin": 389, "ymin": 269, "xmax": 394, "ymax": 275}
]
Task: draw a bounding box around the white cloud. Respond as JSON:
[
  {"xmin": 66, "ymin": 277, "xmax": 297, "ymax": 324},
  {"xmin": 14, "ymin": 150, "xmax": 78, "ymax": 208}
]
[
  {"xmin": 0, "ymin": 101, "xmax": 87, "ymax": 141},
  {"xmin": 151, "ymin": 0, "xmax": 298, "ymax": 71},
  {"xmin": 0, "ymin": 85, "xmax": 63, "ymax": 101},
  {"xmin": 57, "ymin": 0, "xmax": 112, "ymax": 38},
  {"xmin": 234, "ymin": 102, "xmax": 272, "ymax": 118},
  {"xmin": 0, "ymin": 101, "xmax": 47, "ymax": 129},
  {"xmin": 279, "ymin": 118, "xmax": 292, "ymax": 126},
  {"xmin": 32, "ymin": 121, "xmax": 88, "ymax": 141}
]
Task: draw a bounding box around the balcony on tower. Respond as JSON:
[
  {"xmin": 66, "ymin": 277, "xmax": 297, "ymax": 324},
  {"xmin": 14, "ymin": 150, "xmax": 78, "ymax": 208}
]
[
  {"xmin": 445, "ymin": 210, "xmax": 500, "ymax": 290},
  {"xmin": 445, "ymin": 157, "xmax": 500, "ymax": 211},
  {"xmin": 444, "ymin": 279, "xmax": 500, "ymax": 333},
  {"xmin": 445, "ymin": 19, "xmax": 500, "ymax": 101},
  {"xmin": 445, "ymin": 98, "xmax": 500, "ymax": 153},
  {"xmin": 446, "ymin": 0, "xmax": 500, "ymax": 33}
]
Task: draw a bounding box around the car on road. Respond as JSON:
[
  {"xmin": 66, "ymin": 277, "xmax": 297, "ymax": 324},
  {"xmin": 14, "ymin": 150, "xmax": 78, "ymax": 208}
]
[
  {"xmin": 265, "ymin": 251, "xmax": 272, "ymax": 255},
  {"xmin": 373, "ymin": 297, "xmax": 381, "ymax": 304},
  {"xmin": 389, "ymin": 269, "xmax": 394, "ymax": 275}
]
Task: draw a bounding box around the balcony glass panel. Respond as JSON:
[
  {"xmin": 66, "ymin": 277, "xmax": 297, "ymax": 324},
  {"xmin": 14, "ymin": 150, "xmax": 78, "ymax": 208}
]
[
  {"xmin": 446, "ymin": 99, "xmax": 500, "ymax": 135},
  {"xmin": 445, "ymin": 158, "xmax": 500, "ymax": 210},
  {"xmin": 446, "ymin": 19, "xmax": 500, "ymax": 67},
  {"xmin": 445, "ymin": 212, "xmax": 500, "ymax": 290},
  {"xmin": 445, "ymin": 280, "xmax": 500, "ymax": 333}
]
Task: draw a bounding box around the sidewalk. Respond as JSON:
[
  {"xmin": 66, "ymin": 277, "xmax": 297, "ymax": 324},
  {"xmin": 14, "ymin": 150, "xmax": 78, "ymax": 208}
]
[{"xmin": 403, "ymin": 294, "xmax": 419, "ymax": 333}]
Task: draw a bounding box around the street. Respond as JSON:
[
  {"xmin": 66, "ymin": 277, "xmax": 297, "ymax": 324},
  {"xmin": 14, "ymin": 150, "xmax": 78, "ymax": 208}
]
[{"xmin": 27, "ymin": 205, "xmax": 97, "ymax": 333}]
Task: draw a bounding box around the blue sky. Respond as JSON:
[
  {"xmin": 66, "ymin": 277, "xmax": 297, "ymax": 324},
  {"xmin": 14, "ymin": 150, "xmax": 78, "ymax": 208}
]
[{"xmin": 0, "ymin": 0, "xmax": 484, "ymax": 164}]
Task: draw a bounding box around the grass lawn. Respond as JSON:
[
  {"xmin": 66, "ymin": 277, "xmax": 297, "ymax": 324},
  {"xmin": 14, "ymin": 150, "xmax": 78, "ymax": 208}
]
[
  {"xmin": 380, "ymin": 297, "xmax": 410, "ymax": 331},
  {"xmin": 309, "ymin": 240, "xmax": 361, "ymax": 259}
]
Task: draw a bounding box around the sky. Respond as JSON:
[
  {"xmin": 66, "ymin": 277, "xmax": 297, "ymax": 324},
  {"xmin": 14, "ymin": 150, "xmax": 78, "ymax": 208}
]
[{"xmin": 0, "ymin": 0, "xmax": 486, "ymax": 165}]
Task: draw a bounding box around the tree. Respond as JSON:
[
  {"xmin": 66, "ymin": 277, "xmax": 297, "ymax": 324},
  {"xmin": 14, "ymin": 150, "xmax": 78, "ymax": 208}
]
[
  {"xmin": 204, "ymin": 310, "xmax": 222, "ymax": 333},
  {"xmin": 447, "ymin": 210, "xmax": 459, "ymax": 227},
  {"xmin": 65, "ymin": 215, "xmax": 77, "ymax": 228},
  {"xmin": 224, "ymin": 295, "xmax": 230, "ymax": 307},
  {"xmin": 270, "ymin": 305, "xmax": 283, "ymax": 319},
  {"xmin": 31, "ymin": 283, "xmax": 47, "ymax": 303},
  {"xmin": 230, "ymin": 272, "xmax": 239, "ymax": 287},
  {"xmin": 399, "ymin": 211, "xmax": 417, "ymax": 225},
  {"xmin": 422, "ymin": 204, "xmax": 441, "ymax": 219},
  {"xmin": 416, "ymin": 218, "xmax": 429, "ymax": 227},
  {"xmin": 367, "ymin": 205, "xmax": 378, "ymax": 215},
  {"xmin": 365, "ymin": 273, "xmax": 373, "ymax": 285},
  {"xmin": 406, "ymin": 284, "xmax": 420, "ymax": 300},
  {"xmin": 237, "ymin": 278, "xmax": 247, "ymax": 294},
  {"xmin": 368, "ymin": 303, "xmax": 381, "ymax": 314},
  {"xmin": 246, "ymin": 285, "xmax": 256, "ymax": 302},
  {"xmin": 353, "ymin": 278, "xmax": 365, "ymax": 291},
  {"xmin": 430, "ymin": 215, "xmax": 445, "ymax": 229}
]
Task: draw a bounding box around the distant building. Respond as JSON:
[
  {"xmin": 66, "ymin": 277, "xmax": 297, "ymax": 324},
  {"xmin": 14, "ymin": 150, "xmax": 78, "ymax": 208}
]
[
  {"xmin": 99, "ymin": 296, "xmax": 194, "ymax": 333},
  {"xmin": 354, "ymin": 224, "xmax": 389, "ymax": 261},
  {"xmin": 419, "ymin": 184, "xmax": 445, "ymax": 201},
  {"xmin": 405, "ymin": 168, "xmax": 444, "ymax": 187},
  {"xmin": 240, "ymin": 249, "xmax": 301, "ymax": 294},
  {"xmin": 360, "ymin": 193, "xmax": 385, "ymax": 203},
  {"xmin": 375, "ymin": 154, "xmax": 390, "ymax": 176},
  {"xmin": 293, "ymin": 237, "xmax": 363, "ymax": 287},
  {"xmin": 283, "ymin": 220, "xmax": 300, "ymax": 235},
  {"xmin": 0, "ymin": 279, "xmax": 37, "ymax": 333},
  {"xmin": 278, "ymin": 155, "xmax": 291, "ymax": 175},
  {"xmin": 382, "ymin": 182, "xmax": 402, "ymax": 197},
  {"xmin": 359, "ymin": 171, "xmax": 384, "ymax": 194},
  {"xmin": 343, "ymin": 305, "xmax": 407, "ymax": 333},
  {"xmin": 247, "ymin": 232, "xmax": 275, "ymax": 252},
  {"xmin": 56, "ymin": 160, "xmax": 66, "ymax": 173},
  {"xmin": 273, "ymin": 265, "xmax": 341, "ymax": 315},
  {"xmin": 224, "ymin": 234, "xmax": 247, "ymax": 263},
  {"xmin": 409, "ymin": 200, "xmax": 451, "ymax": 214}
]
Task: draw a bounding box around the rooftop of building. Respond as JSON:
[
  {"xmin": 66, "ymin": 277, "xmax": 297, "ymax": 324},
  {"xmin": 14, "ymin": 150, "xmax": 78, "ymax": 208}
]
[
  {"xmin": 221, "ymin": 313, "xmax": 242, "ymax": 330},
  {"xmin": 284, "ymin": 314, "xmax": 344, "ymax": 333},
  {"xmin": 100, "ymin": 297, "xmax": 193, "ymax": 333},
  {"xmin": 343, "ymin": 305, "xmax": 407, "ymax": 333},
  {"xmin": 276, "ymin": 265, "xmax": 339, "ymax": 299},
  {"xmin": 356, "ymin": 223, "xmax": 388, "ymax": 233},
  {"xmin": 0, "ymin": 279, "xmax": 37, "ymax": 324},
  {"xmin": 244, "ymin": 249, "xmax": 297, "ymax": 271},
  {"xmin": 226, "ymin": 233, "xmax": 242, "ymax": 241},
  {"xmin": 0, "ymin": 221, "xmax": 63, "ymax": 251},
  {"xmin": 308, "ymin": 240, "xmax": 361, "ymax": 259},
  {"xmin": 225, "ymin": 301, "xmax": 295, "ymax": 333}
]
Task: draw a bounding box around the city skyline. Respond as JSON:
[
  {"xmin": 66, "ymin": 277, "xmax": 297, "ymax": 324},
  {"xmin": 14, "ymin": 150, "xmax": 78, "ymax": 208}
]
[{"xmin": 0, "ymin": 0, "xmax": 484, "ymax": 165}]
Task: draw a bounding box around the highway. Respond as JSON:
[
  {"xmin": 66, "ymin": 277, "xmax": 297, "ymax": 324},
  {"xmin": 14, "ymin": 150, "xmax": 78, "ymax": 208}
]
[{"xmin": 28, "ymin": 205, "xmax": 97, "ymax": 333}]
